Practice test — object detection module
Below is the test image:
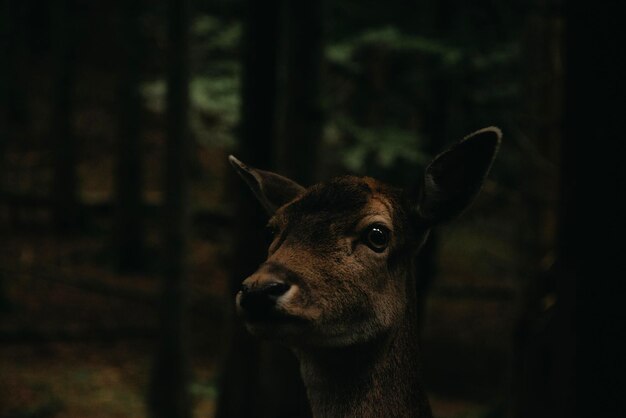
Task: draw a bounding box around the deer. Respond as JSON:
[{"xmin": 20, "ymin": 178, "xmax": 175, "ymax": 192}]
[{"xmin": 228, "ymin": 127, "xmax": 501, "ymax": 418}]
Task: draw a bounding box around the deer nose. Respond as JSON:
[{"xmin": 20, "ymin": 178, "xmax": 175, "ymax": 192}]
[{"xmin": 239, "ymin": 281, "xmax": 291, "ymax": 317}]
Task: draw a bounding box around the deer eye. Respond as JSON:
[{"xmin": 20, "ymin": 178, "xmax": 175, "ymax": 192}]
[{"xmin": 363, "ymin": 224, "xmax": 390, "ymax": 252}]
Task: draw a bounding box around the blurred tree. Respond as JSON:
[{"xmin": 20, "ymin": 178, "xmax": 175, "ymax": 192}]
[
  {"xmin": 274, "ymin": 0, "xmax": 325, "ymax": 185},
  {"xmin": 215, "ymin": 0, "xmax": 310, "ymax": 416},
  {"xmin": 259, "ymin": 1, "xmax": 325, "ymax": 416},
  {"xmin": 51, "ymin": 0, "xmax": 80, "ymax": 232},
  {"xmin": 0, "ymin": 271, "xmax": 7, "ymax": 314},
  {"xmin": 411, "ymin": 0, "xmax": 455, "ymax": 337},
  {"xmin": 115, "ymin": 0, "xmax": 146, "ymax": 273},
  {"xmin": 550, "ymin": 68, "xmax": 575, "ymax": 418},
  {"xmin": 564, "ymin": 3, "xmax": 620, "ymax": 417},
  {"xmin": 0, "ymin": 0, "xmax": 17, "ymax": 313},
  {"xmin": 1, "ymin": 0, "xmax": 16, "ymax": 186},
  {"xmin": 148, "ymin": 0, "xmax": 192, "ymax": 417},
  {"xmin": 511, "ymin": 0, "xmax": 564, "ymax": 416}
]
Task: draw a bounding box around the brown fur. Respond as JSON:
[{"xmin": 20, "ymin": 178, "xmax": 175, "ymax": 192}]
[
  {"xmin": 238, "ymin": 177, "xmax": 431, "ymax": 417},
  {"xmin": 229, "ymin": 127, "xmax": 501, "ymax": 418}
]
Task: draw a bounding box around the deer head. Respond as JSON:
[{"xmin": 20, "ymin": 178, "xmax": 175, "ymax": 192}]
[{"xmin": 230, "ymin": 127, "xmax": 501, "ymax": 349}]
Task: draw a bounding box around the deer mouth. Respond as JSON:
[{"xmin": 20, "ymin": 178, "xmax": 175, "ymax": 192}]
[
  {"xmin": 241, "ymin": 307, "xmax": 300, "ymax": 323},
  {"xmin": 243, "ymin": 310, "xmax": 309, "ymax": 340}
]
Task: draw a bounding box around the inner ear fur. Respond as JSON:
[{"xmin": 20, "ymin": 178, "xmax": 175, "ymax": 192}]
[
  {"xmin": 229, "ymin": 155, "xmax": 306, "ymax": 215},
  {"xmin": 417, "ymin": 126, "xmax": 501, "ymax": 225}
]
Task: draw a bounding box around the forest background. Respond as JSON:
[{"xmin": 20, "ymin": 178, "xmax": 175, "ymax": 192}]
[{"xmin": 0, "ymin": 0, "xmax": 587, "ymax": 417}]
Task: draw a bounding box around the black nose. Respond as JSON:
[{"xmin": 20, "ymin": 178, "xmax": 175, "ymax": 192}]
[{"xmin": 239, "ymin": 281, "xmax": 290, "ymax": 317}]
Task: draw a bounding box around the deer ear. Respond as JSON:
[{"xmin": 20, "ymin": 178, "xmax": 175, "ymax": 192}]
[
  {"xmin": 229, "ymin": 155, "xmax": 305, "ymax": 215},
  {"xmin": 417, "ymin": 127, "xmax": 501, "ymax": 225}
]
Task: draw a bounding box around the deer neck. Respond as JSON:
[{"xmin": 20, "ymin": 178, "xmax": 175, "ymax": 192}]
[{"xmin": 294, "ymin": 304, "xmax": 432, "ymax": 418}]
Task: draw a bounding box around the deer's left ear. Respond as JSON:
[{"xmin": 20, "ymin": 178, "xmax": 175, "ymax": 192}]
[
  {"xmin": 229, "ymin": 155, "xmax": 306, "ymax": 215},
  {"xmin": 417, "ymin": 127, "xmax": 501, "ymax": 225}
]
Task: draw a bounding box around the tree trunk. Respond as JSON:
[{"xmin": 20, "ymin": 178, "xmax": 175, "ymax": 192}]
[
  {"xmin": 414, "ymin": 27, "xmax": 450, "ymax": 336},
  {"xmin": 557, "ymin": 1, "xmax": 622, "ymax": 415},
  {"xmin": 51, "ymin": 0, "xmax": 79, "ymax": 232},
  {"xmin": 0, "ymin": 0, "xmax": 19, "ymax": 313},
  {"xmin": 215, "ymin": 0, "xmax": 279, "ymax": 417},
  {"xmin": 274, "ymin": 0, "xmax": 325, "ymax": 185},
  {"xmin": 511, "ymin": 1, "xmax": 564, "ymax": 416},
  {"xmin": 1, "ymin": 0, "xmax": 19, "ymax": 189},
  {"xmin": 147, "ymin": 0, "xmax": 191, "ymax": 417},
  {"xmin": 115, "ymin": 0, "xmax": 145, "ymax": 273},
  {"xmin": 216, "ymin": 2, "xmax": 322, "ymax": 418},
  {"xmin": 262, "ymin": 1, "xmax": 325, "ymax": 416}
]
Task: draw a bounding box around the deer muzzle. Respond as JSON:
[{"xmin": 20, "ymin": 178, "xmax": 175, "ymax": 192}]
[{"xmin": 237, "ymin": 275, "xmax": 291, "ymax": 320}]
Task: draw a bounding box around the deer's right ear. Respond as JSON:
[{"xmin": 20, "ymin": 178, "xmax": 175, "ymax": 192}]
[{"xmin": 229, "ymin": 155, "xmax": 305, "ymax": 215}]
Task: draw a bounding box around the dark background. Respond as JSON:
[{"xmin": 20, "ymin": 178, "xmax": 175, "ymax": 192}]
[{"xmin": 0, "ymin": 0, "xmax": 588, "ymax": 416}]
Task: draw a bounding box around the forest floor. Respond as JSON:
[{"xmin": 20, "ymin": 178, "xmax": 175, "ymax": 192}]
[{"xmin": 0, "ymin": 342, "xmax": 497, "ymax": 418}]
